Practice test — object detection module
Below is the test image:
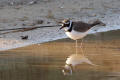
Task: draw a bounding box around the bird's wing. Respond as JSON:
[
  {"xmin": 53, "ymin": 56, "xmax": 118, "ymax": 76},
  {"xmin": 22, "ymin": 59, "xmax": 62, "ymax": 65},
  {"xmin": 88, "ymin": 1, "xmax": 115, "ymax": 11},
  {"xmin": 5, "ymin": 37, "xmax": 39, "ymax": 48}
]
[{"xmin": 73, "ymin": 21, "xmax": 91, "ymax": 32}]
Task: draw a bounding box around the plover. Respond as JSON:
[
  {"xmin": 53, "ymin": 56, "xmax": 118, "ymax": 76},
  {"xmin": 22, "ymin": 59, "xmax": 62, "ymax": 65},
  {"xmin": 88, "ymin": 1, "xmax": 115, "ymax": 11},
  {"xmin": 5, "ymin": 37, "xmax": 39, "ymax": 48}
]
[{"xmin": 60, "ymin": 19, "xmax": 106, "ymax": 54}]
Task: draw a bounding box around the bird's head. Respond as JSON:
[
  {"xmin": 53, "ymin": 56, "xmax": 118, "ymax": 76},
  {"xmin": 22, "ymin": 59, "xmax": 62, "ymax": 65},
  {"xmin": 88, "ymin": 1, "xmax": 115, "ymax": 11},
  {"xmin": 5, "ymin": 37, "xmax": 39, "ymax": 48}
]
[
  {"xmin": 60, "ymin": 19, "xmax": 71, "ymax": 30},
  {"xmin": 62, "ymin": 64, "xmax": 73, "ymax": 75}
]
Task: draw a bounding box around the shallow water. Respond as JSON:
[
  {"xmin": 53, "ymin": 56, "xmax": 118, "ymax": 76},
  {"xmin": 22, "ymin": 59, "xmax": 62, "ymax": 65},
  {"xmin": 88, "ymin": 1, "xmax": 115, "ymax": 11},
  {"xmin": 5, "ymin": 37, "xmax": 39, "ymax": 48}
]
[{"xmin": 0, "ymin": 30, "xmax": 120, "ymax": 80}]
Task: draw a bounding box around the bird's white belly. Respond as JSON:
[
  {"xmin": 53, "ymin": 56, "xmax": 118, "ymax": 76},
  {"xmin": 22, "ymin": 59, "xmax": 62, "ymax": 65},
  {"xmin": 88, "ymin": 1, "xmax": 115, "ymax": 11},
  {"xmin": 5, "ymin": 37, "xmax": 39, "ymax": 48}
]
[{"xmin": 65, "ymin": 30, "xmax": 88, "ymax": 40}]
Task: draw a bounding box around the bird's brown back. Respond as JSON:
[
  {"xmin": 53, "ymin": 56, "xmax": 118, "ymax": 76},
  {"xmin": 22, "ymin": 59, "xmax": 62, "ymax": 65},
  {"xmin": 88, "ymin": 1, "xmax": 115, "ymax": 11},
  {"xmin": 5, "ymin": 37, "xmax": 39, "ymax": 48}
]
[{"xmin": 72, "ymin": 21, "xmax": 92, "ymax": 32}]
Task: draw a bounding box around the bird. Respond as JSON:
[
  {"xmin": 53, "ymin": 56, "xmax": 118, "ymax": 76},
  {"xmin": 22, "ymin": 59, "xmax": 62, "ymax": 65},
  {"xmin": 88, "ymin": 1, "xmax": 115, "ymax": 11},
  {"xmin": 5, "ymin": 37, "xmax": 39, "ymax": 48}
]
[{"xmin": 60, "ymin": 19, "xmax": 106, "ymax": 54}]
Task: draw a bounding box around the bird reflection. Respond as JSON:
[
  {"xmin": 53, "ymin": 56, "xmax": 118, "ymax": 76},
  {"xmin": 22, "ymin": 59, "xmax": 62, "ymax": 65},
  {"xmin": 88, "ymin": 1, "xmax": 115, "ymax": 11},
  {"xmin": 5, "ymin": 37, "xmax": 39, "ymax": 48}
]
[{"xmin": 62, "ymin": 54, "xmax": 97, "ymax": 75}]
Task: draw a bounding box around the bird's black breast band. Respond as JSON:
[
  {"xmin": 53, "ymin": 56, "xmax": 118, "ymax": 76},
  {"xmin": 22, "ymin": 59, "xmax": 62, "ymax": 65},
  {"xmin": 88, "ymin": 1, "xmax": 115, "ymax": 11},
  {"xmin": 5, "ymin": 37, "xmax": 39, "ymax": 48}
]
[{"xmin": 67, "ymin": 20, "xmax": 73, "ymax": 32}]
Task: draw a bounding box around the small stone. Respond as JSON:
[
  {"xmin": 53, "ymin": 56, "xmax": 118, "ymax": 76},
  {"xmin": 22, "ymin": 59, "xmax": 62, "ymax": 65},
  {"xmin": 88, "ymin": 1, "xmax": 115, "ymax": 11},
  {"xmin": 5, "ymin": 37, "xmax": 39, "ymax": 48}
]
[
  {"xmin": 14, "ymin": 6, "xmax": 22, "ymax": 10},
  {"xmin": 22, "ymin": 23, "xmax": 26, "ymax": 26},
  {"xmin": 27, "ymin": 22, "xmax": 36, "ymax": 26},
  {"xmin": 35, "ymin": 20, "xmax": 44, "ymax": 24},
  {"xmin": 20, "ymin": 35, "xmax": 28, "ymax": 40},
  {"xmin": 19, "ymin": 16, "xmax": 28, "ymax": 21},
  {"xmin": 60, "ymin": 6, "xmax": 64, "ymax": 9},
  {"xmin": 13, "ymin": 23, "xmax": 17, "ymax": 26},
  {"xmin": 10, "ymin": 2, "xmax": 14, "ymax": 6},
  {"xmin": 28, "ymin": 1, "xmax": 37, "ymax": 5},
  {"xmin": 47, "ymin": 21, "xmax": 51, "ymax": 24}
]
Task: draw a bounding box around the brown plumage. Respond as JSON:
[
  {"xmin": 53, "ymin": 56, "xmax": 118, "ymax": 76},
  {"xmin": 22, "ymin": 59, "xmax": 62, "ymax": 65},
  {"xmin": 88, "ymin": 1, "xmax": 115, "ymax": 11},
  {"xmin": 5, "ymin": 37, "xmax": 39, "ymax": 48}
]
[{"xmin": 72, "ymin": 21, "xmax": 91, "ymax": 32}]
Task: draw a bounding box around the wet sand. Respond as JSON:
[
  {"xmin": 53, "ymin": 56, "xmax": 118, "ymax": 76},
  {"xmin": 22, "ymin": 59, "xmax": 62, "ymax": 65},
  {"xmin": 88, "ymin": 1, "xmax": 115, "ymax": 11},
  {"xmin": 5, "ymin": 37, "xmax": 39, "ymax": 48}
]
[{"xmin": 0, "ymin": 30, "xmax": 120, "ymax": 80}]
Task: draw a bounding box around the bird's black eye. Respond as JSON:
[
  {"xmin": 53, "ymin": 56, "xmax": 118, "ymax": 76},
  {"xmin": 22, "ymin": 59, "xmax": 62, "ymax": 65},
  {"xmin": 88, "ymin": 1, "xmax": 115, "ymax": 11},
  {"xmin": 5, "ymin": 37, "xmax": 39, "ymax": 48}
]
[{"xmin": 65, "ymin": 21, "xmax": 70, "ymax": 24}]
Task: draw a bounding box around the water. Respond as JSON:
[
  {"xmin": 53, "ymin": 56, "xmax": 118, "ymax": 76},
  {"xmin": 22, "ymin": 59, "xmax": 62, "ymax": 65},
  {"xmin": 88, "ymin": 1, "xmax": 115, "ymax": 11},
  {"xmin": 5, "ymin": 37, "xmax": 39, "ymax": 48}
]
[{"xmin": 0, "ymin": 30, "xmax": 120, "ymax": 80}]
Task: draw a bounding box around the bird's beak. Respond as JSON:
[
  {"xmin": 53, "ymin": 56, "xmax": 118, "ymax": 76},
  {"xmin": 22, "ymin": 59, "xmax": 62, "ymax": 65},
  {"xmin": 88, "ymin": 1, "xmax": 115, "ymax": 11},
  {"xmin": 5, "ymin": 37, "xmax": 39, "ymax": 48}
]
[{"xmin": 59, "ymin": 24, "xmax": 65, "ymax": 30}]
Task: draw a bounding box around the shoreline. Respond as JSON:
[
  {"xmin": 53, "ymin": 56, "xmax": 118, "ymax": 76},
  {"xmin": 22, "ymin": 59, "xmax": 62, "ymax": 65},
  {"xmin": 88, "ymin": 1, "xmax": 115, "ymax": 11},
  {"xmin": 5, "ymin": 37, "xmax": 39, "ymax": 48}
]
[{"xmin": 0, "ymin": 28, "xmax": 120, "ymax": 51}]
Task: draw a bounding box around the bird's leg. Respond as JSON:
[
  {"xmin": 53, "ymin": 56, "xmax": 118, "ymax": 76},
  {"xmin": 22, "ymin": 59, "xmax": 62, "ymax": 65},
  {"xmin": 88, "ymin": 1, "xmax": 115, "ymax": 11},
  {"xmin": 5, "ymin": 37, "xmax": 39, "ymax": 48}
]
[
  {"xmin": 75, "ymin": 40, "xmax": 78, "ymax": 54},
  {"xmin": 80, "ymin": 39, "xmax": 84, "ymax": 56},
  {"xmin": 75, "ymin": 39, "xmax": 84, "ymax": 55}
]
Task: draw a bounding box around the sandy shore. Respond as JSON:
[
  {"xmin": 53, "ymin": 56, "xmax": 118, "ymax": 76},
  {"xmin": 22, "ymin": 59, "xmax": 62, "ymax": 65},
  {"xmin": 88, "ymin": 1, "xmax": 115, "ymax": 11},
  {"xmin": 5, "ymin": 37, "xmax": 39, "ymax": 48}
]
[{"xmin": 0, "ymin": 0, "xmax": 120, "ymax": 51}]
